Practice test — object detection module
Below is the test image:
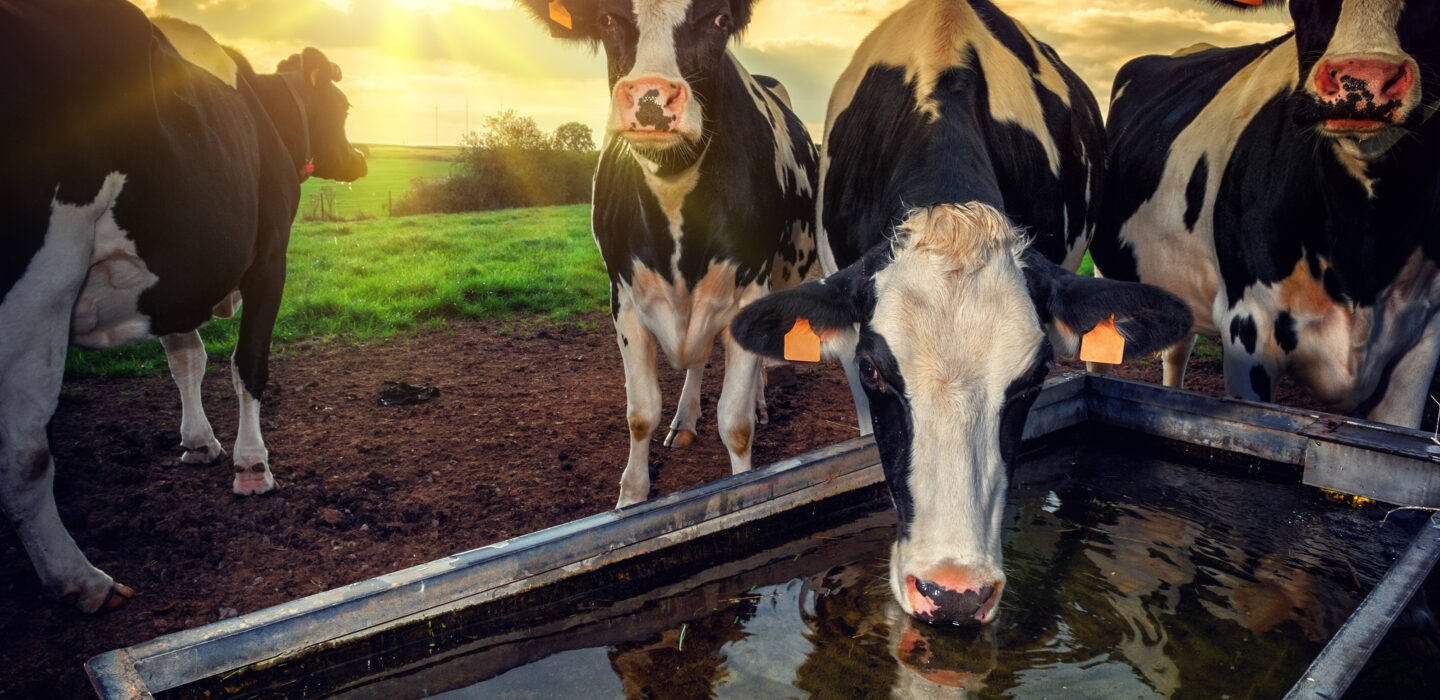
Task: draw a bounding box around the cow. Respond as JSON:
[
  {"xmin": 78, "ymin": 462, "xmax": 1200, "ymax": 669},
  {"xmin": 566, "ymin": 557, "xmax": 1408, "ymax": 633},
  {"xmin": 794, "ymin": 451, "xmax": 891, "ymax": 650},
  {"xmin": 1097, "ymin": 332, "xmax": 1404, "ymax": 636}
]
[
  {"xmin": 1091, "ymin": 0, "xmax": 1440, "ymax": 429},
  {"xmin": 730, "ymin": 0, "xmax": 1193, "ymax": 626},
  {"xmin": 0, "ymin": 0, "xmax": 366, "ymax": 613},
  {"xmin": 516, "ymin": 0, "xmax": 818, "ymax": 507}
]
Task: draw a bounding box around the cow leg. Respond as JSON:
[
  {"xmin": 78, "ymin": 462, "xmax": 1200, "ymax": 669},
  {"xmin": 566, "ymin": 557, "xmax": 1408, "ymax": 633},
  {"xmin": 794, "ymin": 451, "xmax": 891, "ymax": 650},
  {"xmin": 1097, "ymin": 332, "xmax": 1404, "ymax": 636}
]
[
  {"xmin": 754, "ymin": 368, "xmax": 768, "ymax": 425},
  {"xmin": 831, "ymin": 331, "xmax": 874, "ymax": 436},
  {"xmin": 717, "ymin": 331, "xmax": 761, "ymax": 475},
  {"xmin": 664, "ymin": 366, "xmax": 703, "ymax": 449},
  {"xmin": 615, "ymin": 302, "xmax": 661, "ymax": 508},
  {"xmin": 0, "ymin": 333, "xmax": 132, "ymax": 613},
  {"xmin": 1363, "ymin": 316, "xmax": 1440, "ymax": 429},
  {"xmin": 160, "ymin": 331, "xmax": 225, "ymax": 464},
  {"xmin": 1162, "ymin": 333, "xmax": 1198, "ymax": 388},
  {"xmin": 0, "ymin": 179, "xmax": 132, "ymax": 612},
  {"xmin": 229, "ymin": 257, "xmax": 284, "ymax": 496}
]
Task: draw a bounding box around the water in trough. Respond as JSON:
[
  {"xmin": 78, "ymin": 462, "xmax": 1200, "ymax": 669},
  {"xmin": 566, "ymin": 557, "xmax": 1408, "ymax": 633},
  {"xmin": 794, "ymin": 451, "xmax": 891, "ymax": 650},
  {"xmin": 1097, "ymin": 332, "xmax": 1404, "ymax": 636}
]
[{"xmin": 170, "ymin": 437, "xmax": 1414, "ymax": 698}]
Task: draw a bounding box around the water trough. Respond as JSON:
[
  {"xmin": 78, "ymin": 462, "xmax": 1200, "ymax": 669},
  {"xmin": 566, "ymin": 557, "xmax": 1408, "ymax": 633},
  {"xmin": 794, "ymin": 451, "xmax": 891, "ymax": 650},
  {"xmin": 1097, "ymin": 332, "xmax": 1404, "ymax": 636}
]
[{"xmin": 86, "ymin": 373, "xmax": 1440, "ymax": 698}]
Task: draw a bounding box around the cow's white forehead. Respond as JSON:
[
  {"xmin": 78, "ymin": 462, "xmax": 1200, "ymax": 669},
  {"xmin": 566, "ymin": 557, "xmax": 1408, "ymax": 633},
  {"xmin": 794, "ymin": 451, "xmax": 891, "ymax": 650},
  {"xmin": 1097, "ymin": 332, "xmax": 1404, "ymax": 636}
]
[
  {"xmin": 870, "ymin": 207, "xmax": 1044, "ymax": 402},
  {"xmin": 634, "ymin": 0, "xmax": 692, "ymax": 28},
  {"xmin": 1323, "ymin": 0, "xmax": 1405, "ymax": 57}
]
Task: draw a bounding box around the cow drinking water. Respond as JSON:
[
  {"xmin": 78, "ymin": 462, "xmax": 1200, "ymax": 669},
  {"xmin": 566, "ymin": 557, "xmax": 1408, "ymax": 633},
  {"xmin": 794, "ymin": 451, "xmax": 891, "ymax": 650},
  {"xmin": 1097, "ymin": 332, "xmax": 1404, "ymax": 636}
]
[
  {"xmin": 731, "ymin": 0, "xmax": 1192, "ymax": 625},
  {"xmin": 0, "ymin": 0, "xmax": 365, "ymax": 612},
  {"xmin": 1092, "ymin": 0, "xmax": 1440, "ymax": 428},
  {"xmin": 517, "ymin": 0, "xmax": 818, "ymax": 507}
]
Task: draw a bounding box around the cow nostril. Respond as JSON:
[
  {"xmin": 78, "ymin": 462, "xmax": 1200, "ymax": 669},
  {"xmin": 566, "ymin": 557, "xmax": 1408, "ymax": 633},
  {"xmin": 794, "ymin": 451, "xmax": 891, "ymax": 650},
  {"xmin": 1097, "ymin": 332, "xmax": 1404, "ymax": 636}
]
[{"xmin": 1381, "ymin": 63, "xmax": 1410, "ymax": 97}]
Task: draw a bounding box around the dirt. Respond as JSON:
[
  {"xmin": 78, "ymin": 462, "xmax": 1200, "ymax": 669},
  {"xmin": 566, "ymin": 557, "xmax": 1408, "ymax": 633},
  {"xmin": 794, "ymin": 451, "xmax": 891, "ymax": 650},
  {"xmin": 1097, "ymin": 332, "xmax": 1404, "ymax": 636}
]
[{"xmin": 0, "ymin": 312, "xmax": 1365, "ymax": 698}]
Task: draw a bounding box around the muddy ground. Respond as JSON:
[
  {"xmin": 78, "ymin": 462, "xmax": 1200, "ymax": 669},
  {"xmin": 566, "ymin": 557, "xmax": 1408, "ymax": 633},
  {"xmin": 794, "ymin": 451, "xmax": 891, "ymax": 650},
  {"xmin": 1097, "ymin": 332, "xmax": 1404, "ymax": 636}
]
[{"xmin": 0, "ymin": 311, "xmax": 1393, "ymax": 697}]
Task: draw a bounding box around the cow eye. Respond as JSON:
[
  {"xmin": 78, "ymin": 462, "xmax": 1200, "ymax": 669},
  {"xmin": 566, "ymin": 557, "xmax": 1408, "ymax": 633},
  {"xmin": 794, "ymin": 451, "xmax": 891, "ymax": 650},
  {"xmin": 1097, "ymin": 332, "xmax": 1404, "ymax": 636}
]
[
  {"xmin": 857, "ymin": 358, "xmax": 884, "ymax": 391},
  {"xmin": 713, "ymin": 13, "xmax": 731, "ymax": 31},
  {"xmin": 598, "ymin": 13, "xmax": 615, "ymax": 29}
]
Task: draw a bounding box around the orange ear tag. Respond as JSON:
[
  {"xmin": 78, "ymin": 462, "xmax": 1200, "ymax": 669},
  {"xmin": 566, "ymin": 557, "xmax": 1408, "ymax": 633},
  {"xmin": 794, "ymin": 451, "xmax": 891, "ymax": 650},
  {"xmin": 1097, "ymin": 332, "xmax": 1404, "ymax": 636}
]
[
  {"xmin": 548, "ymin": 0, "xmax": 573, "ymax": 29},
  {"xmin": 784, "ymin": 318, "xmax": 822, "ymax": 363},
  {"xmin": 1079, "ymin": 314, "xmax": 1125, "ymax": 365}
]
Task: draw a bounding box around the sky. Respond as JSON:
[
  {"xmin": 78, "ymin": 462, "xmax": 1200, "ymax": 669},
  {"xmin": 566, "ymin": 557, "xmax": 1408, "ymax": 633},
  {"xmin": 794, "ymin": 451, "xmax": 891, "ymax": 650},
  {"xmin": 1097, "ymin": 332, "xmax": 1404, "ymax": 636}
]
[{"xmin": 129, "ymin": 0, "xmax": 1292, "ymax": 146}]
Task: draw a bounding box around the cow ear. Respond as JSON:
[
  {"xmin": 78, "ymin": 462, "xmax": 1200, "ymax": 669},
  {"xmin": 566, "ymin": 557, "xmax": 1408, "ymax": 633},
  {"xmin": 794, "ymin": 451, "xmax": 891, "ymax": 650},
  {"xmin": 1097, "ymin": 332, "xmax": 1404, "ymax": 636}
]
[
  {"xmin": 300, "ymin": 47, "xmax": 333, "ymax": 86},
  {"xmin": 728, "ymin": 0, "xmax": 759, "ymax": 33},
  {"xmin": 1022, "ymin": 250, "xmax": 1193, "ymax": 361},
  {"xmin": 731, "ymin": 267, "xmax": 863, "ymax": 363},
  {"xmin": 516, "ymin": 0, "xmax": 601, "ymax": 40}
]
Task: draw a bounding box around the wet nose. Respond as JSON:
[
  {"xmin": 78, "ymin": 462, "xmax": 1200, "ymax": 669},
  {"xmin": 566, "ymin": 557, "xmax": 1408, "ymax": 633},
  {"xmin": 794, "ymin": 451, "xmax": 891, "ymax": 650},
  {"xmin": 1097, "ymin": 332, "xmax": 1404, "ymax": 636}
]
[
  {"xmin": 1313, "ymin": 57, "xmax": 1413, "ymax": 107},
  {"xmin": 906, "ymin": 574, "xmax": 999, "ymax": 625},
  {"xmin": 615, "ymin": 79, "xmax": 687, "ymax": 132}
]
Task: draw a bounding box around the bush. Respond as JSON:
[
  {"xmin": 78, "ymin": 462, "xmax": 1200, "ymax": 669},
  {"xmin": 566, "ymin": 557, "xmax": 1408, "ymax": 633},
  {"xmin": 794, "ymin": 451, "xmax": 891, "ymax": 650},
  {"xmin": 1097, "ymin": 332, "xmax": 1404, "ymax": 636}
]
[{"xmin": 392, "ymin": 147, "xmax": 598, "ymax": 216}]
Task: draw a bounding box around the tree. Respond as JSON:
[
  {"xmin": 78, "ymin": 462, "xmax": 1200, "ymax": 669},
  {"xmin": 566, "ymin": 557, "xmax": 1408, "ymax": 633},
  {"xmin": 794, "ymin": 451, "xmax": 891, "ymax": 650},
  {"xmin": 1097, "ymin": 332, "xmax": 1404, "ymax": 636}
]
[
  {"xmin": 473, "ymin": 108, "xmax": 551, "ymax": 150},
  {"xmin": 551, "ymin": 121, "xmax": 595, "ymax": 152}
]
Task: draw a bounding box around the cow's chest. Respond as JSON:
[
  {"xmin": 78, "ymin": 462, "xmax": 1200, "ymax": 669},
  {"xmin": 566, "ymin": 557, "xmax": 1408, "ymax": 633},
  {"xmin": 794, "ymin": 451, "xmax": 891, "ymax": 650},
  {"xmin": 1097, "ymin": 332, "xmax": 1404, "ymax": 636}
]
[
  {"xmin": 617, "ymin": 259, "xmax": 761, "ymax": 369},
  {"xmin": 595, "ymin": 158, "xmax": 772, "ymax": 368}
]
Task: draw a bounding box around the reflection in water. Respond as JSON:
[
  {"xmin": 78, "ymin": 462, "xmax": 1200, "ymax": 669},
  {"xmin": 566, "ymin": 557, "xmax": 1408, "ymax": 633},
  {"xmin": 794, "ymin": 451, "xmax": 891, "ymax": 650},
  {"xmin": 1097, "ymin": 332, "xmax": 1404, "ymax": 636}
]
[{"xmin": 284, "ymin": 447, "xmax": 1405, "ymax": 700}]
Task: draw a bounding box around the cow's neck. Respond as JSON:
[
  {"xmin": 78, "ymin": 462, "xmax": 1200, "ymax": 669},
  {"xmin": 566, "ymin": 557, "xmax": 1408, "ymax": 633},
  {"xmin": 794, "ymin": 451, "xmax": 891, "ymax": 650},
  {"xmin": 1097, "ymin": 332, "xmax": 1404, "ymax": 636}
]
[{"xmin": 250, "ymin": 73, "xmax": 312, "ymax": 180}]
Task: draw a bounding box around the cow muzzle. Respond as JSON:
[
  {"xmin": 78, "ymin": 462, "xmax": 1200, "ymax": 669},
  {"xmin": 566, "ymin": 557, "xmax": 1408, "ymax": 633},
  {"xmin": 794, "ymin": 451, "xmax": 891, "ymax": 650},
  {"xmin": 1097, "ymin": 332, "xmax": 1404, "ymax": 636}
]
[
  {"xmin": 1308, "ymin": 53, "xmax": 1419, "ymax": 135},
  {"xmin": 317, "ymin": 148, "xmax": 367, "ymax": 183},
  {"xmin": 900, "ymin": 565, "xmax": 1004, "ymax": 626},
  {"xmin": 615, "ymin": 78, "xmax": 690, "ymax": 144}
]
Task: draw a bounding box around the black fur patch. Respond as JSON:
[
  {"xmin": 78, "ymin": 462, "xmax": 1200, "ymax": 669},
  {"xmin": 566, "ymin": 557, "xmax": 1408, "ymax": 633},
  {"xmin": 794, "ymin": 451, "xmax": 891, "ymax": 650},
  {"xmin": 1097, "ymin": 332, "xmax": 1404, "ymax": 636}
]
[
  {"xmin": 1249, "ymin": 364, "xmax": 1272, "ymax": 402},
  {"xmin": 1274, "ymin": 311, "xmax": 1298, "ymax": 354},
  {"xmin": 1183, "ymin": 154, "xmax": 1207, "ymax": 232},
  {"xmin": 1229, "ymin": 315, "xmax": 1258, "ymax": 355}
]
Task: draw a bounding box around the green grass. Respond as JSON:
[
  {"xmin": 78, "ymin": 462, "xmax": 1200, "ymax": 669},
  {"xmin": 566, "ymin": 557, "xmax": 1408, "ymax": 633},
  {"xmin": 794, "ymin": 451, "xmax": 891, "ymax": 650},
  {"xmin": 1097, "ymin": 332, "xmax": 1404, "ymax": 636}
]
[
  {"xmin": 65, "ymin": 204, "xmax": 605, "ymax": 377},
  {"xmin": 296, "ymin": 144, "xmax": 458, "ymax": 222}
]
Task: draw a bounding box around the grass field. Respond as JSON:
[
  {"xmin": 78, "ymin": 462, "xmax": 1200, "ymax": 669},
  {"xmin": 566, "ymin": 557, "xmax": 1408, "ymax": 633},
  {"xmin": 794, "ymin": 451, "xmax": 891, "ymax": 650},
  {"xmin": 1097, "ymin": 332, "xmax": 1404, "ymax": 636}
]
[
  {"xmin": 295, "ymin": 144, "xmax": 458, "ymax": 222},
  {"xmin": 65, "ymin": 204, "xmax": 604, "ymax": 377}
]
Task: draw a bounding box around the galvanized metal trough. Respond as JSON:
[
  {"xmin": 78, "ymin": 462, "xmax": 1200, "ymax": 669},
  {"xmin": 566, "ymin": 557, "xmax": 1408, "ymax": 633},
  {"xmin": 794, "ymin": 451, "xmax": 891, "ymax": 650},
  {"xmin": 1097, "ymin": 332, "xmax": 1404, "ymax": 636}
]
[{"xmin": 86, "ymin": 373, "xmax": 1440, "ymax": 698}]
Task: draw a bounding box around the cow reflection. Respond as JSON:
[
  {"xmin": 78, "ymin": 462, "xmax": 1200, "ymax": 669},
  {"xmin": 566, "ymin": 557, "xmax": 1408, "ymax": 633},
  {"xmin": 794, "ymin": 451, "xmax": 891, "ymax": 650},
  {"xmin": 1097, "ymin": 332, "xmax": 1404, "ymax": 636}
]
[{"xmin": 795, "ymin": 564, "xmax": 998, "ymax": 698}]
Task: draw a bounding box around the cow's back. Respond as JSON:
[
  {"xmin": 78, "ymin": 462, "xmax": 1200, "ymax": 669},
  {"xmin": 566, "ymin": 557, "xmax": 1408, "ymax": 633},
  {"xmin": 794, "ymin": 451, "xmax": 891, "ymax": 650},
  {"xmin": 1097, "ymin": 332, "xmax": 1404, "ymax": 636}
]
[
  {"xmin": 1092, "ymin": 37, "xmax": 1290, "ymax": 292},
  {"xmin": 1, "ymin": 0, "xmax": 297, "ymax": 337},
  {"xmin": 819, "ymin": 0, "xmax": 1103, "ymax": 273}
]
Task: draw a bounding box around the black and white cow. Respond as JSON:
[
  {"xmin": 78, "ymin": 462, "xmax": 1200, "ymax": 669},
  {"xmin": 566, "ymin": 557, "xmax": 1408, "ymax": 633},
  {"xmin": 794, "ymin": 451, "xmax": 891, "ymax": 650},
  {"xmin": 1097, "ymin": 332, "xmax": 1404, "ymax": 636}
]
[
  {"xmin": 517, "ymin": 0, "xmax": 817, "ymax": 507},
  {"xmin": 0, "ymin": 0, "xmax": 366, "ymax": 612},
  {"xmin": 1092, "ymin": 0, "xmax": 1440, "ymax": 428},
  {"xmin": 732, "ymin": 0, "xmax": 1192, "ymax": 626}
]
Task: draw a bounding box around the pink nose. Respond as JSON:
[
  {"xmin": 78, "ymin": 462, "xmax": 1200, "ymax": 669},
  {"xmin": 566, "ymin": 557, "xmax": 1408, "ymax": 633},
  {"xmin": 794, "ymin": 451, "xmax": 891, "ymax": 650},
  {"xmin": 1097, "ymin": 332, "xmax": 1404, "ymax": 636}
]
[
  {"xmin": 615, "ymin": 79, "xmax": 687, "ymax": 132},
  {"xmin": 905, "ymin": 571, "xmax": 1000, "ymax": 625},
  {"xmin": 1313, "ymin": 57, "xmax": 1413, "ymax": 107}
]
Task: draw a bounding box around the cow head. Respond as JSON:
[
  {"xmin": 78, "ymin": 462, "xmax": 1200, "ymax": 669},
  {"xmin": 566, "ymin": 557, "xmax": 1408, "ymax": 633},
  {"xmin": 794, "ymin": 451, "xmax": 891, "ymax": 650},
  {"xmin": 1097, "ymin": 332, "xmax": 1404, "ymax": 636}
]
[
  {"xmin": 276, "ymin": 48, "xmax": 367, "ymax": 182},
  {"xmin": 520, "ymin": 0, "xmax": 757, "ymax": 170},
  {"xmin": 1218, "ymin": 0, "xmax": 1439, "ymax": 159},
  {"xmin": 732, "ymin": 203, "xmax": 1192, "ymax": 625}
]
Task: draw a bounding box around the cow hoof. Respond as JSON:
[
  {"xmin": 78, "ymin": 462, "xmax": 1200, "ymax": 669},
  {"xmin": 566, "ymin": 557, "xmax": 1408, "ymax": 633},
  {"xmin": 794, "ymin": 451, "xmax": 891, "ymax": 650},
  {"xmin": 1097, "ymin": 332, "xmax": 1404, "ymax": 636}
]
[
  {"xmin": 233, "ymin": 469, "xmax": 276, "ymax": 495},
  {"xmin": 98, "ymin": 583, "xmax": 135, "ymax": 612},
  {"xmin": 180, "ymin": 442, "xmax": 226, "ymax": 465},
  {"xmin": 664, "ymin": 428, "xmax": 696, "ymax": 449},
  {"xmin": 756, "ymin": 404, "xmax": 769, "ymax": 425}
]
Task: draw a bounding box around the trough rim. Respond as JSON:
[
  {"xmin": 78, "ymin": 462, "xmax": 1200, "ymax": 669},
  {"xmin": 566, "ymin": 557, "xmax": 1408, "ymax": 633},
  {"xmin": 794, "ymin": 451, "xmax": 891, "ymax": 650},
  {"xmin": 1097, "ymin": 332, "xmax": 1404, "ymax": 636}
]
[{"xmin": 85, "ymin": 373, "xmax": 1440, "ymax": 698}]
